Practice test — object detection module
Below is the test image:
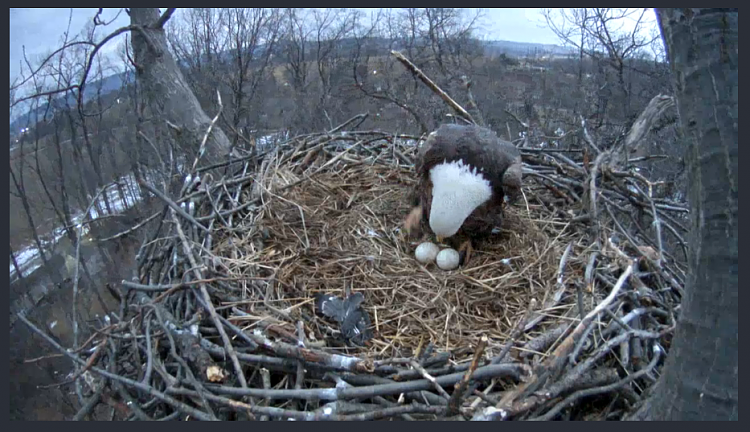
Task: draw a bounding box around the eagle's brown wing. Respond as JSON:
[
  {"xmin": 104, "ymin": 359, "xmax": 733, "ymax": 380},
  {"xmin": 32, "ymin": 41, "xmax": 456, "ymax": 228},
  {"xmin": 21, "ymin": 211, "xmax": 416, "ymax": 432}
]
[
  {"xmin": 407, "ymin": 124, "xmax": 522, "ymax": 239},
  {"xmin": 402, "ymin": 133, "xmax": 435, "ymax": 238},
  {"xmin": 418, "ymin": 124, "xmax": 520, "ymax": 193}
]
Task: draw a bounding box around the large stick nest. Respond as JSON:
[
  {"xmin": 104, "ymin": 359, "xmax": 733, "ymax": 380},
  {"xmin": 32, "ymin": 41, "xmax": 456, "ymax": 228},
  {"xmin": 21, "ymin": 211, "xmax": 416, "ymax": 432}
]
[{"xmin": 21, "ymin": 118, "xmax": 688, "ymax": 421}]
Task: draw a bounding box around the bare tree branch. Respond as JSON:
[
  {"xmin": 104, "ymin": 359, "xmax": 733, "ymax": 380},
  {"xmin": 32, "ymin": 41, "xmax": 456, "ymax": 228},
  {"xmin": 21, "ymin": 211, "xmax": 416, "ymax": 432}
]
[{"xmin": 154, "ymin": 8, "xmax": 176, "ymax": 29}]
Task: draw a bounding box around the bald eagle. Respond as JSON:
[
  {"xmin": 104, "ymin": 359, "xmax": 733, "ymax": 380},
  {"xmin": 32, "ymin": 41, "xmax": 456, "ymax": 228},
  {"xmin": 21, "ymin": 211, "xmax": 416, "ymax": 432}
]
[{"xmin": 404, "ymin": 124, "xmax": 522, "ymax": 266}]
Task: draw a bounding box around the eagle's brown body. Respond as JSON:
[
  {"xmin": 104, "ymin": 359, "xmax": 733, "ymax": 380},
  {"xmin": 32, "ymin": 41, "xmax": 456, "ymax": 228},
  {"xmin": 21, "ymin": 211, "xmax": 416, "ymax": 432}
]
[{"xmin": 405, "ymin": 124, "xmax": 522, "ymax": 257}]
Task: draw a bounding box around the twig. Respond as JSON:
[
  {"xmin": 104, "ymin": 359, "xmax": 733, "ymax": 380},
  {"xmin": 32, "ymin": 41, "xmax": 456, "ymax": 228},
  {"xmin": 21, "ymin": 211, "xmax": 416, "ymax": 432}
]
[
  {"xmin": 580, "ymin": 116, "xmax": 602, "ymax": 154},
  {"xmin": 24, "ymin": 353, "xmax": 65, "ymax": 363},
  {"xmin": 409, "ymin": 360, "xmax": 452, "ymax": 401},
  {"xmin": 448, "ymin": 335, "xmax": 488, "ymax": 415},
  {"xmin": 204, "ymin": 364, "xmax": 526, "ymax": 401},
  {"xmin": 391, "ymin": 51, "xmax": 476, "ymax": 125},
  {"xmin": 471, "ymin": 386, "xmax": 498, "ymax": 407},
  {"xmin": 493, "ymin": 298, "xmax": 537, "ymax": 363},
  {"xmin": 390, "ymin": 362, "xmax": 474, "ymax": 382},
  {"xmin": 556, "ymin": 242, "xmax": 573, "ymax": 288},
  {"xmin": 583, "ymin": 252, "xmax": 599, "ymax": 317},
  {"xmin": 327, "ymin": 113, "xmax": 369, "ymax": 134},
  {"xmin": 524, "ymin": 243, "xmax": 573, "ymax": 332},
  {"xmin": 560, "ymin": 329, "xmax": 666, "ymax": 392},
  {"xmin": 168, "ymin": 388, "xmax": 446, "ymax": 421},
  {"xmin": 71, "ymin": 182, "xmax": 113, "ymax": 403},
  {"xmin": 230, "ymin": 323, "xmax": 373, "ymax": 373},
  {"xmin": 588, "ymin": 151, "xmax": 609, "ymax": 229},
  {"xmin": 295, "ymin": 320, "xmax": 306, "ymax": 410},
  {"xmin": 259, "ymin": 368, "xmax": 271, "ymax": 421},
  {"xmin": 97, "ymin": 211, "xmax": 161, "ymax": 242},
  {"xmin": 192, "ymin": 89, "xmax": 225, "ymax": 171},
  {"xmin": 601, "ymin": 307, "xmax": 669, "ymax": 339},
  {"xmin": 645, "ymin": 183, "xmax": 665, "ymax": 268},
  {"xmin": 504, "ymin": 109, "xmax": 529, "ymax": 130},
  {"xmin": 71, "ymin": 385, "xmax": 104, "ymax": 421},
  {"xmin": 529, "ymin": 344, "xmax": 662, "ymax": 421},
  {"xmin": 141, "ymin": 316, "xmax": 153, "ymax": 386},
  {"xmin": 498, "ymin": 264, "xmax": 635, "ymax": 411},
  {"xmin": 520, "ymin": 323, "xmax": 569, "ymax": 360},
  {"xmin": 138, "ymin": 180, "xmax": 209, "ymax": 232},
  {"xmin": 170, "ymin": 211, "xmax": 248, "ymax": 389},
  {"xmin": 573, "ymin": 264, "xmax": 633, "ymax": 341},
  {"xmin": 541, "ymin": 368, "xmax": 620, "ymax": 402},
  {"xmin": 17, "ymin": 313, "xmax": 218, "ymax": 421},
  {"xmin": 122, "ymin": 276, "xmax": 262, "ymax": 292},
  {"xmin": 567, "ymin": 315, "xmax": 600, "ymax": 366}
]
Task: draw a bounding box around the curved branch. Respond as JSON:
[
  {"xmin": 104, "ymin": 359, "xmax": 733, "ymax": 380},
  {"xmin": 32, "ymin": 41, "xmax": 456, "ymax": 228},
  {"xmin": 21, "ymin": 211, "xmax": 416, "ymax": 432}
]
[
  {"xmin": 76, "ymin": 25, "xmax": 141, "ymax": 114},
  {"xmin": 529, "ymin": 344, "xmax": 663, "ymax": 421},
  {"xmin": 154, "ymin": 8, "xmax": 176, "ymax": 29},
  {"xmin": 11, "ymin": 25, "xmax": 141, "ymax": 112},
  {"xmin": 10, "ymin": 41, "xmax": 94, "ymax": 94}
]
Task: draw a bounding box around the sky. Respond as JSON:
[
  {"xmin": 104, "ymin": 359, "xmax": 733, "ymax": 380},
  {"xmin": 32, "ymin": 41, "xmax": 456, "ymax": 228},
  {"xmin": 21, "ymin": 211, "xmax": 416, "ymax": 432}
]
[
  {"xmin": 9, "ymin": 8, "xmax": 564, "ymax": 84},
  {"xmin": 9, "ymin": 7, "xmax": 658, "ymax": 111},
  {"xmin": 479, "ymin": 8, "xmax": 560, "ymax": 44},
  {"xmin": 10, "ymin": 8, "xmax": 131, "ymax": 86}
]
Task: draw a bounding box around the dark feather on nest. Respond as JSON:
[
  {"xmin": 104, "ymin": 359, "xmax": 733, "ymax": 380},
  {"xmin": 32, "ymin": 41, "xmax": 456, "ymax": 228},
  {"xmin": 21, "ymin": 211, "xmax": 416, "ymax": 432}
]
[{"xmin": 314, "ymin": 292, "xmax": 373, "ymax": 347}]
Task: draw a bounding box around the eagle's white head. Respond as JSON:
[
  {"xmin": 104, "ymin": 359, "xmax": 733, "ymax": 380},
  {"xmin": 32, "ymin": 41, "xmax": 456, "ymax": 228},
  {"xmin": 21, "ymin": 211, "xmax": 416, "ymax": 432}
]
[{"xmin": 428, "ymin": 159, "xmax": 492, "ymax": 240}]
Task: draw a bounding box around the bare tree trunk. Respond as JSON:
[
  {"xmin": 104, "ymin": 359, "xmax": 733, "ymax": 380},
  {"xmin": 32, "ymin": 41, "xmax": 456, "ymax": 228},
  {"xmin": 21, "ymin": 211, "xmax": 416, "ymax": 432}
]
[
  {"xmin": 81, "ymin": 117, "xmax": 113, "ymax": 215},
  {"xmin": 52, "ymin": 116, "xmax": 78, "ymax": 244},
  {"xmin": 630, "ymin": 8, "xmax": 738, "ymax": 421},
  {"xmin": 9, "ymin": 162, "xmax": 50, "ymax": 276},
  {"xmin": 10, "ymin": 246, "xmax": 24, "ymax": 281},
  {"xmin": 64, "ymin": 110, "xmax": 94, "ymax": 213},
  {"xmin": 129, "ymin": 8, "xmax": 237, "ymax": 164},
  {"xmin": 32, "ymin": 133, "xmax": 68, "ymax": 238}
]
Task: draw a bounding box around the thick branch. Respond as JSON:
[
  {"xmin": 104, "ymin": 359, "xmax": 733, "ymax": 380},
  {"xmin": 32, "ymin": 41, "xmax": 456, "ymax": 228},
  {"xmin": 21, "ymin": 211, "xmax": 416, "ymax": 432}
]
[{"xmin": 153, "ymin": 8, "xmax": 176, "ymax": 29}]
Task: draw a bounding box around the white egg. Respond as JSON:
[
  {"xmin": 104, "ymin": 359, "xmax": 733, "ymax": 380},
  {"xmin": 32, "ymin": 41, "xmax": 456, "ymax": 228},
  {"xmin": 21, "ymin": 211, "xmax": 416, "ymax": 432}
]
[
  {"xmin": 415, "ymin": 242, "xmax": 440, "ymax": 264},
  {"xmin": 436, "ymin": 248, "xmax": 460, "ymax": 270}
]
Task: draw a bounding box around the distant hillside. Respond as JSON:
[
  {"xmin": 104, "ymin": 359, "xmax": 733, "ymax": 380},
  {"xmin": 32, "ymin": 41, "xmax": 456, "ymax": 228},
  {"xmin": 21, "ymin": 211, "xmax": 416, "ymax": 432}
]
[
  {"xmin": 10, "ymin": 70, "xmax": 134, "ymax": 137},
  {"xmin": 482, "ymin": 40, "xmax": 574, "ymax": 57},
  {"xmin": 9, "ymin": 37, "xmax": 571, "ymax": 139}
]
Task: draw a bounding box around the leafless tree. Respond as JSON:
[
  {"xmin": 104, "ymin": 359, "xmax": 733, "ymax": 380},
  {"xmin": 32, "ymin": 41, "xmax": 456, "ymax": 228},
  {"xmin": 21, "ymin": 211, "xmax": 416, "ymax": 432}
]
[
  {"xmin": 277, "ymin": 8, "xmax": 315, "ymax": 131},
  {"xmin": 542, "ymin": 8, "xmax": 665, "ymax": 122},
  {"xmin": 538, "ymin": 7, "xmax": 680, "ymax": 196},
  {"xmin": 221, "ymin": 8, "xmax": 282, "ymax": 148},
  {"xmin": 10, "ymin": 145, "xmax": 51, "ymax": 277},
  {"xmin": 128, "ymin": 8, "xmax": 237, "ymax": 164},
  {"xmin": 166, "ymin": 8, "xmax": 227, "ymax": 106},
  {"xmin": 310, "ymin": 8, "xmax": 359, "ymax": 129},
  {"xmin": 349, "ymin": 8, "xmax": 484, "ymax": 135}
]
